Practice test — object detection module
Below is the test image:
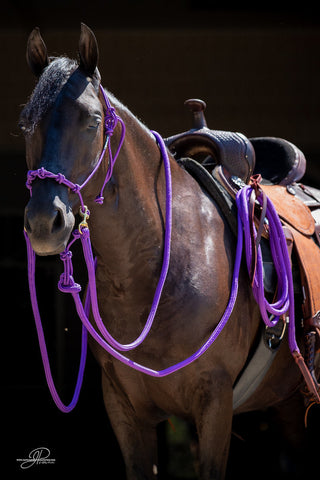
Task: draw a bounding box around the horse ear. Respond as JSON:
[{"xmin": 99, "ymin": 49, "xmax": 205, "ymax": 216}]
[
  {"xmin": 26, "ymin": 27, "xmax": 49, "ymax": 77},
  {"xmin": 78, "ymin": 23, "xmax": 99, "ymax": 77}
]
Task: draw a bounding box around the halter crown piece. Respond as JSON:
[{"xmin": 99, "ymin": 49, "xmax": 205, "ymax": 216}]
[{"xmin": 24, "ymin": 85, "xmax": 320, "ymax": 413}]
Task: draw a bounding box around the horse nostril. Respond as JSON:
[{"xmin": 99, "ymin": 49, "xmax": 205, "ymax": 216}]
[{"xmin": 51, "ymin": 208, "xmax": 64, "ymax": 233}]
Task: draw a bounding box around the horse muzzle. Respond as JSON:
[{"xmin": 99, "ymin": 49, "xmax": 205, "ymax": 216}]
[{"xmin": 24, "ymin": 182, "xmax": 75, "ymax": 256}]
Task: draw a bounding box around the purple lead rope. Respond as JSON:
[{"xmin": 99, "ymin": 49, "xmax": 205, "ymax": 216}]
[
  {"xmin": 84, "ymin": 131, "xmax": 172, "ymax": 351},
  {"xmin": 24, "ymin": 143, "xmax": 300, "ymax": 410},
  {"xmin": 24, "ymin": 131, "xmax": 243, "ymax": 413},
  {"xmin": 67, "ymin": 132, "xmax": 242, "ymax": 376},
  {"xmin": 24, "ymin": 87, "xmax": 304, "ymax": 412},
  {"xmin": 236, "ymin": 186, "xmax": 299, "ymax": 354},
  {"xmin": 24, "ymin": 228, "xmax": 88, "ymax": 413}
]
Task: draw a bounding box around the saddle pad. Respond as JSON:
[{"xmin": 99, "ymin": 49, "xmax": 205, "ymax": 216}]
[{"xmin": 261, "ymin": 185, "xmax": 315, "ymax": 236}]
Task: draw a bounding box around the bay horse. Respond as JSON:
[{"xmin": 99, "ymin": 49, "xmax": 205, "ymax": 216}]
[{"xmin": 21, "ymin": 24, "xmax": 317, "ymax": 479}]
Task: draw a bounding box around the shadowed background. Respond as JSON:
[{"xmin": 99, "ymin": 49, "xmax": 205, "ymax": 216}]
[{"xmin": 1, "ymin": 1, "xmax": 319, "ymax": 478}]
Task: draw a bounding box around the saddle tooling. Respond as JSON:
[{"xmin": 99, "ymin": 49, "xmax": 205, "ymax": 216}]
[{"xmin": 166, "ymin": 99, "xmax": 320, "ymax": 408}]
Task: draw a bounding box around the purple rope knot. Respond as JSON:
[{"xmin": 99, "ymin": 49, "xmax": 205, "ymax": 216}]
[
  {"xmin": 26, "ymin": 170, "xmax": 37, "ymax": 191},
  {"xmin": 58, "ymin": 275, "xmax": 82, "ymax": 293},
  {"xmin": 71, "ymin": 184, "xmax": 81, "ymax": 194},
  {"xmin": 72, "ymin": 229, "xmax": 82, "ymax": 241},
  {"xmin": 60, "ymin": 249, "xmax": 73, "ymax": 279},
  {"xmin": 58, "ymin": 249, "xmax": 81, "ymax": 293},
  {"xmin": 94, "ymin": 195, "xmax": 104, "ymax": 204},
  {"xmin": 56, "ymin": 173, "xmax": 66, "ymax": 184},
  {"xmin": 26, "ymin": 179, "xmax": 33, "ymax": 191},
  {"xmin": 38, "ymin": 167, "xmax": 47, "ymax": 179},
  {"xmin": 27, "ymin": 169, "xmax": 37, "ymax": 181},
  {"xmin": 78, "ymin": 226, "xmax": 90, "ymax": 238},
  {"xmin": 105, "ymin": 107, "xmax": 118, "ymax": 135},
  {"xmin": 60, "ymin": 249, "xmax": 72, "ymax": 261}
]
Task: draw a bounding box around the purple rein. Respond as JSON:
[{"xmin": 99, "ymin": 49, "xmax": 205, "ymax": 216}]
[{"xmin": 24, "ymin": 87, "xmax": 310, "ymax": 412}]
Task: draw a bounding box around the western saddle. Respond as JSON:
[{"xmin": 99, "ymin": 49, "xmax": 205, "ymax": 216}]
[{"xmin": 165, "ymin": 99, "xmax": 320, "ymax": 404}]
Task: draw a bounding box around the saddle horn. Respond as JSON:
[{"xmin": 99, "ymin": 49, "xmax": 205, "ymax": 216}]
[{"xmin": 184, "ymin": 98, "xmax": 207, "ymax": 130}]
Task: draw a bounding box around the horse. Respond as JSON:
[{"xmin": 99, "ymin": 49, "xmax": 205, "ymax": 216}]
[{"xmin": 21, "ymin": 24, "xmax": 318, "ymax": 479}]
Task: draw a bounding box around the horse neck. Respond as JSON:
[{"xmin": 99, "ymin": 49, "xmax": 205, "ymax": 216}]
[{"xmin": 88, "ymin": 103, "xmax": 167, "ymax": 284}]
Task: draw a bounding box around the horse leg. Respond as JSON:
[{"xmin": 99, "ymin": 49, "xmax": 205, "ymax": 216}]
[
  {"xmin": 271, "ymin": 391, "xmax": 310, "ymax": 477},
  {"xmin": 193, "ymin": 371, "xmax": 233, "ymax": 480},
  {"xmin": 101, "ymin": 368, "xmax": 158, "ymax": 480}
]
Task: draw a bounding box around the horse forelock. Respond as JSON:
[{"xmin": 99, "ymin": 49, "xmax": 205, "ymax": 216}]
[
  {"xmin": 20, "ymin": 55, "xmax": 152, "ymax": 143},
  {"xmin": 20, "ymin": 57, "xmax": 79, "ymax": 134}
]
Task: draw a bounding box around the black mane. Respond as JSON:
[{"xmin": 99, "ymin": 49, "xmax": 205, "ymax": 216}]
[{"xmin": 20, "ymin": 57, "xmax": 78, "ymax": 134}]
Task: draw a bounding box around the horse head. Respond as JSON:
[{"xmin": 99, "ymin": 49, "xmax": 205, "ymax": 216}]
[{"xmin": 22, "ymin": 24, "xmax": 104, "ymax": 255}]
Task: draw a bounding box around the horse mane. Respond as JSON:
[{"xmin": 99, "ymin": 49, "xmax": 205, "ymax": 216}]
[
  {"xmin": 20, "ymin": 57, "xmax": 79, "ymax": 134},
  {"xmin": 20, "ymin": 55, "xmax": 153, "ymax": 141}
]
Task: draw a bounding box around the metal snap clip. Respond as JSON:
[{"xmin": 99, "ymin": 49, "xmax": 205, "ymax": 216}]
[{"xmin": 78, "ymin": 205, "xmax": 90, "ymax": 233}]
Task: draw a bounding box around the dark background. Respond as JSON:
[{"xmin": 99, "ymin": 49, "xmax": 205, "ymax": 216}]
[{"xmin": 1, "ymin": 1, "xmax": 320, "ymax": 478}]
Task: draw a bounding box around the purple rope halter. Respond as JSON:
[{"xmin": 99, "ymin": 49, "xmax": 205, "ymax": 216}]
[
  {"xmin": 24, "ymin": 85, "xmax": 316, "ymax": 412},
  {"xmin": 26, "ymin": 86, "xmax": 126, "ymax": 215}
]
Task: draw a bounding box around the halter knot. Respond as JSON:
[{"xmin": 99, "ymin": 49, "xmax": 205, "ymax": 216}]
[
  {"xmin": 60, "ymin": 249, "xmax": 72, "ymax": 261},
  {"xmin": 58, "ymin": 276, "xmax": 82, "ymax": 294},
  {"xmin": 104, "ymin": 107, "xmax": 118, "ymax": 135},
  {"xmin": 26, "ymin": 170, "xmax": 38, "ymax": 191},
  {"xmin": 94, "ymin": 195, "xmax": 104, "ymax": 204},
  {"xmin": 56, "ymin": 173, "xmax": 66, "ymax": 184},
  {"xmin": 38, "ymin": 167, "xmax": 47, "ymax": 179},
  {"xmin": 77, "ymin": 226, "xmax": 90, "ymax": 238},
  {"xmin": 58, "ymin": 249, "xmax": 81, "ymax": 293},
  {"xmin": 71, "ymin": 184, "xmax": 81, "ymax": 194}
]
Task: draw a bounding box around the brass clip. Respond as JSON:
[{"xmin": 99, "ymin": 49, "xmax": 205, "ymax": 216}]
[{"xmin": 78, "ymin": 205, "xmax": 90, "ymax": 233}]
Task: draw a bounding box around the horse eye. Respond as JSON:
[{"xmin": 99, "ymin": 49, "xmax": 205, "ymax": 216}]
[{"xmin": 87, "ymin": 115, "xmax": 101, "ymax": 130}]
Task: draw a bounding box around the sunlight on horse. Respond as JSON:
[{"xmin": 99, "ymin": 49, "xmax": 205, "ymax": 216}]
[{"xmin": 22, "ymin": 24, "xmax": 320, "ymax": 480}]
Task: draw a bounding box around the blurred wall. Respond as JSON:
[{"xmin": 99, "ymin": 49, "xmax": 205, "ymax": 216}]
[{"xmin": 2, "ymin": 24, "xmax": 320, "ymax": 165}]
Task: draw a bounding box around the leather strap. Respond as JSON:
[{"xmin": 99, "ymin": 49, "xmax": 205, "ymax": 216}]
[
  {"xmin": 261, "ymin": 184, "xmax": 315, "ymax": 236},
  {"xmin": 283, "ymin": 222, "xmax": 320, "ymax": 326}
]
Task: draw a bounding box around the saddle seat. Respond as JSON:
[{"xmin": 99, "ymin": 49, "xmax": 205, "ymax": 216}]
[{"xmin": 165, "ymin": 99, "xmax": 306, "ymax": 186}]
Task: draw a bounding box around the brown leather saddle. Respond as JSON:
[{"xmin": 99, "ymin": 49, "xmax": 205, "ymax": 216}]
[{"xmin": 166, "ymin": 99, "xmax": 320, "ymax": 400}]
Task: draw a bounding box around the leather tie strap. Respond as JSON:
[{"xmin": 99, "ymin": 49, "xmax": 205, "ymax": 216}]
[{"xmin": 248, "ymin": 175, "xmax": 267, "ymax": 286}]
